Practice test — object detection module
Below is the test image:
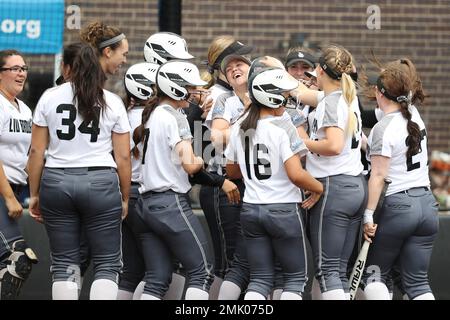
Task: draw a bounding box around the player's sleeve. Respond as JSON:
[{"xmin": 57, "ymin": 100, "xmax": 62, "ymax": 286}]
[
  {"xmin": 166, "ymin": 114, "xmax": 193, "ymax": 149},
  {"xmin": 112, "ymin": 99, "xmax": 131, "ymax": 134},
  {"xmin": 321, "ymin": 94, "xmax": 345, "ymax": 130},
  {"xmin": 279, "ymin": 127, "xmax": 308, "ymax": 162},
  {"xmin": 212, "ymin": 93, "xmax": 235, "ymax": 123},
  {"xmin": 367, "ymin": 122, "xmax": 393, "ymax": 158},
  {"xmin": 32, "ymin": 91, "xmax": 49, "ymax": 127}
]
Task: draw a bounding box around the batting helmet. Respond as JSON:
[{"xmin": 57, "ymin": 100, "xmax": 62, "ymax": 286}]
[
  {"xmin": 124, "ymin": 62, "xmax": 159, "ymax": 100},
  {"xmin": 144, "ymin": 32, "xmax": 194, "ymax": 65},
  {"xmin": 156, "ymin": 60, "xmax": 207, "ymax": 101}
]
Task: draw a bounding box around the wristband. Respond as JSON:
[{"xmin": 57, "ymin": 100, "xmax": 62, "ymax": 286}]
[{"xmin": 363, "ymin": 208, "xmax": 374, "ymax": 225}]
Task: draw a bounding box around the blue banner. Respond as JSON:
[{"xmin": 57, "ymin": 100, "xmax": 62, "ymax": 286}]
[{"xmin": 0, "ymin": 0, "xmax": 64, "ymax": 54}]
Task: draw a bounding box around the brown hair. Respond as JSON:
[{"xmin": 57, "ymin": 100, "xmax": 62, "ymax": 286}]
[
  {"xmin": 71, "ymin": 44, "xmax": 106, "ymax": 124},
  {"xmin": 386, "ymin": 58, "xmax": 427, "ymax": 106},
  {"xmin": 80, "ymin": 21, "xmax": 123, "ymax": 55},
  {"xmin": 363, "ymin": 55, "xmax": 427, "ymax": 106},
  {"xmin": 320, "ymin": 45, "xmax": 357, "ymax": 135},
  {"xmin": 0, "ymin": 49, "xmax": 25, "ymax": 68},
  {"xmin": 379, "ymin": 66, "xmax": 421, "ymax": 159}
]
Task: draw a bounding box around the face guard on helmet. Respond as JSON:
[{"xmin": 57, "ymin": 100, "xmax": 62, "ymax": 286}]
[
  {"xmin": 124, "ymin": 62, "xmax": 159, "ymax": 100},
  {"xmin": 249, "ymin": 67, "xmax": 299, "ymax": 108},
  {"xmin": 156, "ymin": 60, "xmax": 207, "ymax": 101},
  {"xmin": 144, "ymin": 32, "xmax": 194, "ymax": 65}
]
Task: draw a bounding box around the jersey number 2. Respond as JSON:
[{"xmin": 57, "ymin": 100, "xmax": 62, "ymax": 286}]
[
  {"xmin": 405, "ymin": 128, "xmax": 427, "ymax": 172},
  {"xmin": 56, "ymin": 104, "xmax": 100, "ymax": 142}
]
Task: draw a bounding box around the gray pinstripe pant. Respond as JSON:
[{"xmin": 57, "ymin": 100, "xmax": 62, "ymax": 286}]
[{"xmin": 135, "ymin": 189, "xmax": 214, "ymax": 298}]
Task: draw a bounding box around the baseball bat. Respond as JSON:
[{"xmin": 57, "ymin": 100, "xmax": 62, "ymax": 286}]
[{"xmin": 349, "ymin": 177, "xmax": 392, "ymax": 300}]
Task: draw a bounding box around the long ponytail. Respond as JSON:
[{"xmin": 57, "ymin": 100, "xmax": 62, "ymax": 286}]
[
  {"xmin": 71, "ymin": 44, "xmax": 106, "ymax": 124},
  {"xmin": 399, "ymin": 101, "xmax": 421, "ymax": 159},
  {"xmin": 341, "ymin": 72, "xmax": 357, "ymax": 135},
  {"xmin": 379, "ymin": 67, "xmax": 421, "ymax": 159}
]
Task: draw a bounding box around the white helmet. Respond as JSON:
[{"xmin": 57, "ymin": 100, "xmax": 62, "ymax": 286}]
[
  {"xmin": 156, "ymin": 60, "xmax": 207, "ymax": 101},
  {"xmin": 249, "ymin": 67, "xmax": 298, "ymax": 108},
  {"xmin": 124, "ymin": 62, "xmax": 159, "ymax": 100},
  {"xmin": 144, "ymin": 32, "xmax": 194, "ymax": 65}
]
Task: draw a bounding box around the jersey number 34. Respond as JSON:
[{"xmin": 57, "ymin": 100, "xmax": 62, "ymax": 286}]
[{"xmin": 56, "ymin": 104, "xmax": 100, "ymax": 142}]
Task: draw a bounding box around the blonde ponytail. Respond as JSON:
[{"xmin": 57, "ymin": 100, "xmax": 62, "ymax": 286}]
[{"xmin": 341, "ymin": 72, "xmax": 357, "ymax": 135}]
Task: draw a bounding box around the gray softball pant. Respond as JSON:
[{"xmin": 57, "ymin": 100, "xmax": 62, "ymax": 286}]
[
  {"xmin": 308, "ymin": 174, "xmax": 367, "ymax": 293},
  {"xmin": 361, "ymin": 187, "xmax": 439, "ymax": 299},
  {"xmin": 135, "ymin": 189, "xmax": 214, "ymax": 298},
  {"xmin": 240, "ymin": 202, "xmax": 308, "ymax": 298},
  {"xmin": 39, "ymin": 167, "xmax": 123, "ymax": 284}
]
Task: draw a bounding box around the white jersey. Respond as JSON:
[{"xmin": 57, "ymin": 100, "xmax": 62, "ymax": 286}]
[
  {"xmin": 209, "ymin": 93, "xmax": 245, "ymax": 174},
  {"xmin": 367, "ymin": 105, "xmax": 430, "ymax": 196},
  {"xmin": 33, "ymin": 82, "xmax": 130, "ymax": 168},
  {"xmin": 0, "ymin": 95, "xmax": 32, "ymax": 185},
  {"xmin": 306, "ymin": 90, "xmax": 363, "ymax": 178},
  {"xmin": 127, "ymin": 106, "xmax": 144, "ymax": 183},
  {"xmin": 225, "ymin": 115, "xmax": 308, "ymax": 204},
  {"xmin": 139, "ymin": 104, "xmax": 193, "ymax": 194},
  {"xmin": 204, "ymin": 82, "xmax": 232, "ymax": 129}
]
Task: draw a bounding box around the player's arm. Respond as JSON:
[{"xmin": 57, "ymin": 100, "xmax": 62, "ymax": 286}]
[
  {"xmin": 363, "ymin": 155, "xmax": 390, "ymax": 241},
  {"xmin": 175, "ymin": 140, "xmax": 204, "ymax": 175},
  {"xmin": 284, "ymin": 154, "xmax": 323, "ymax": 209},
  {"xmin": 210, "ymin": 118, "xmax": 231, "ymax": 148},
  {"xmin": 27, "ymin": 124, "xmax": 49, "ymax": 222},
  {"xmin": 290, "ymin": 81, "xmax": 320, "ymax": 107},
  {"xmin": 225, "ymin": 160, "xmax": 242, "ymax": 180},
  {"xmin": 0, "ymin": 161, "xmax": 23, "ymax": 219},
  {"xmin": 304, "ymin": 126, "xmax": 345, "ymax": 156},
  {"xmin": 112, "ymin": 131, "xmax": 131, "ymax": 219}
]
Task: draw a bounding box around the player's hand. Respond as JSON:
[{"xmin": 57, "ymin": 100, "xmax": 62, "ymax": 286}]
[
  {"xmin": 363, "ymin": 223, "xmax": 378, "ymax": 243},
  {"xmin": 121, "ymin": 199, "xmax": 129, "ymax": 220},
  {"xmin": 28, "ymin": 196, "xmax": 44, "ymax": 223},
  {"xmin": 221, "ymin": 179, "xmax": 240, "ymax": 205},
  {"xmin": 200, "ymin": 94, "xmax": 213, "ymax": 119},
  {"xmin": 5, "ymin": 195, "xmax": 23, "ymax": 219},
  {"xmin": 301, "ymin": 191, "xmax": 322, "ymax": 210}
]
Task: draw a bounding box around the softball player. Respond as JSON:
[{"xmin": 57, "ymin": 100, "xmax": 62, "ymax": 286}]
[
  {"xmin": 361, "ymin": 64, "xmax": 438, "ymax": 300},
  {"xmin": 80, "ymin": 21, "xmax": 128, "ymax": 76},
  {"xmin": 28, "ymin": 44, "xmax": 131, "ymax": 300},
  {"xmin": 116, "ymin": 62, "xmax": 158, "ymax": 300},
  {"xmin": 0, "ymin": 50, "xmax": 37, "ymax": 299},
  {"xmin": 199, "ymin": 36, "xmax": 253, "ymax": 299},
  {"xmin": 55, "ymin": 43, "xmax": 93, "ymax": 284},
  {"xmin": 297, "ymin": 45, "xmax": 367, "ymax": 300},
  {"xmin": 225, "ymin": 66, "xmax": 323, "ymax": 300},
  {"xmin": 135, "ymin": 60, "xmax": 213, "ymax": 300},
  {"xmin": 207, "ymin": 53, "xmax": 253, "ymax": 300}
]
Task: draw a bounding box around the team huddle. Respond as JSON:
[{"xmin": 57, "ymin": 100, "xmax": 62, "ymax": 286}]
[{"xmin": 0, "ymin": 20, "xmax": 438, "ymax": 300}]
